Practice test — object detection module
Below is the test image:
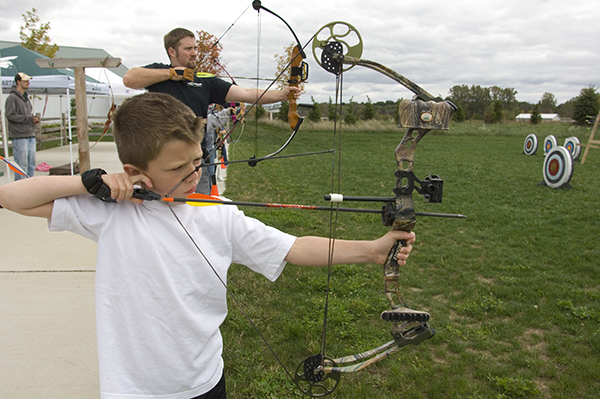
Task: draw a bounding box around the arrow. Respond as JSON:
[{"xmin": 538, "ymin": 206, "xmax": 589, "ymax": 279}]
[
  {"xmin": 0, "ymin": 155, "xmax": 29, "ymax": 178},
  {"xmin": 132, "ymin": 189, "xmax": 466, "ymax": 218}
]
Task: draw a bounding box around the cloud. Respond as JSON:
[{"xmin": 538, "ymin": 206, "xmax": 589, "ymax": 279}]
[{"xmin": 1, "ymin": 0, "xmax": 598, "ymax": 105}]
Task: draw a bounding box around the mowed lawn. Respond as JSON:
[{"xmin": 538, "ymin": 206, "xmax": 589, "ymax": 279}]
[{"xmin": 219, "ymin": 120, "xmax": 599, "ymax": 398}]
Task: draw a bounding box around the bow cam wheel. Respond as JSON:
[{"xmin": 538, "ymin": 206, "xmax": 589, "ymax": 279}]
[
  {"xmin": 293, "ymin": 354, "xmax": 341, "ymax": 397},
  {"xmin": 312, "ymin": 21, "xmax": 363, "ymax": 74}
]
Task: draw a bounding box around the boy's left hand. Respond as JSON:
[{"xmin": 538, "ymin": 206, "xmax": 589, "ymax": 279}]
[{"xmin": 374, "ymin": 231, "xmax": 416, "ymax": 266}]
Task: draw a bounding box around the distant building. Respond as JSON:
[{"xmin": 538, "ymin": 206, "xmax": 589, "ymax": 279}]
[{"xmin": 515, "ymin": 113, "xmax": 561, "ymax": 122}]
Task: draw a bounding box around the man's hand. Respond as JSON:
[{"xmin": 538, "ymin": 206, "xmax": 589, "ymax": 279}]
[
  {"xmin": 169, "ymin": 67, "xmax": 195, "ymax": 82},
  {"xmin": 282, "ymin": 86, "xmax": 301, "ymax": 101}
]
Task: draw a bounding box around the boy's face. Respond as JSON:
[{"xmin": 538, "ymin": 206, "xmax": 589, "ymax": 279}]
[{"xmin": 141, "ymin": 140, "xmax": 203, "ymax": 198}]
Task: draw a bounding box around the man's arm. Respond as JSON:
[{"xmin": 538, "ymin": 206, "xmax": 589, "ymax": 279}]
[
  {"xmin": 4, "ymin": 96, "xmax": 32, "ymax": 124},
  {"xmin": 225, "ymin": 85, "xmax": 300, "ymax": 105},
  {"xmin": 123, "ymin": 66, "xmax": 190, "ymax": 89}
]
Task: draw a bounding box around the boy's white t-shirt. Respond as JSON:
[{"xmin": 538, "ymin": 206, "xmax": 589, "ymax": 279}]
[{"xmin": 50, "ymin": 195, "xmax": 296, "ymax": 399}]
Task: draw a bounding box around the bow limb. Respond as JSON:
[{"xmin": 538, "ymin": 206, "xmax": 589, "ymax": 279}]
[{"xmin": 246, "ymin": 3, "xmax": 309, "ymax": 167}]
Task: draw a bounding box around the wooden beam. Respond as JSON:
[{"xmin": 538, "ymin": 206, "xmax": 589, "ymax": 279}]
[
  {"xmin": 74, "ymin": 67, "xmax": 90, "ymax": 172},
  {"xmin": 35, "ymin": 57, "xmax": 121, "ymax": 69}
]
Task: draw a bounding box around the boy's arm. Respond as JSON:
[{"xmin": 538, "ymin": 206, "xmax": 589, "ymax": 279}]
[
  {"xmin": 285, "ymin": 231, "xmax": 416, "ymax": 267},
  {"xmin": 0, "ymin": 172, "xmax": 150, "ymax": 219},
  {"xmin": 0, "ymin": 176, "xmax": 86, "ymax": 219}
]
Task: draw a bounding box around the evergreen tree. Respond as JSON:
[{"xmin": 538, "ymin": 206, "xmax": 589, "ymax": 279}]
[
  {"xmin": 308, "ymin": 97, "xmax": 321, "ymax": 122},
  {"xmin": 277, "ymin": 101, "xmax": 289, "ymax": 122},
  {"xmin": 344, "ymin": 97, "xmax": 357, "ymax": 124},
  {"xmin": 452, "ymin": 103, "xmax": 466, "ymax": 122},
  {"xmin": 531, "ymin": 104, "xmax": 542, "ymax": 125},
  {"xmin": 327, "ymin": 97, "xmax": 337, "ymax": 121},
  {"xmin": 362, "ymin": 96, "xmax": 375, "ymax": 120},
  {"xmin": 573, "ymin": 86, "xmax": 600, "ymax": 125}
]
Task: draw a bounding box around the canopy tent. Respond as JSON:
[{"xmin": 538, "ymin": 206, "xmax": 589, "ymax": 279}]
[
  {"xmin": 1, "ymin": 45, "xmax": 111, "ymax": 179},
  {"xmin": 1, "ymin": 45, "xmax": 109, "ymax": 95}
]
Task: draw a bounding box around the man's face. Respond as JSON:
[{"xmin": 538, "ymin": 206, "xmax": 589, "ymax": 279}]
[
  {"xmin": 17, "ymin": 79, "xmax": 31, "ymax": 90},
  {"xmin": 170, "ymin": 36, "xmax": 198, "ymax": 69},
  {"xmin": 141, "ymin": 140, "xmax": 203, "ymax": 198}
]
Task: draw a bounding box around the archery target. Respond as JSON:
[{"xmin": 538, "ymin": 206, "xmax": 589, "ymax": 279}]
[
  {"xmin": 563, "ymin": 136, "xmax": 581, "ymax": 160},
  {"xmin": 523, "ymin": 134, "xmax": 538, "ymax": 155},
  {"xmin": 543, "ymin": 147, "xmax": 573, "ymax": 188},
  {"xmin": 543, "ymin": 135, "xmax": 557, "ymax": 155}
]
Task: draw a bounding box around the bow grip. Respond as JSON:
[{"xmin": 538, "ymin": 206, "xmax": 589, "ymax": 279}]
[{"xmin": 385, "ymin": 238, "xmax": 407, "ymax": 269}]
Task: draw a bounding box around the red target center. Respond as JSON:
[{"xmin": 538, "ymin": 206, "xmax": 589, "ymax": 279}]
[{"xmin": 548, "ymin": 159, "xmax": 560, "ymax": 176}]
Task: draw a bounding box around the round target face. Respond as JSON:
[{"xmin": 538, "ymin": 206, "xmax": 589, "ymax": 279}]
[
  {"xmin": 544, "ymin": 135, "xmax": 557, "ymax": 155},
  {"xmin": 543, "ymin": 147, "xmax": 573, "ymax": 188},
  {"xmin": 523, "ymin": 134, "xmax": 538, "ymax": 155},
  {"xmin": 563, "ymin": 136, "xmax": 581, "ymax": 160}
]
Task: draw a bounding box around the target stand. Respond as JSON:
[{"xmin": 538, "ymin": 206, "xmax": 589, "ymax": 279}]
[
  {"xmin": 539, "ymin": 146, "xmax": 574, "ymax": 189},
  {"xmin": 581, "ymin": 109, "xmax": 600, "ymax": 164}
]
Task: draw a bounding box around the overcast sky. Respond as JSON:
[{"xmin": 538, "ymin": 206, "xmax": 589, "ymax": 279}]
[{"xmin": 1, "ymin": 0, "xmax": 598, "ymax": 105}]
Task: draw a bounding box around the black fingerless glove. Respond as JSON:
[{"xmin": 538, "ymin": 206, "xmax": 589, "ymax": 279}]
[{"xmin": 81, "ymin": 168, "xmax": 115, "ymax": 202}]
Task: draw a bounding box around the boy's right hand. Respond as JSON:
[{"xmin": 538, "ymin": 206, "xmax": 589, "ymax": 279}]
[{"xmin": 99, "ymin": 172, "xmax": 153, "ymax": 204}]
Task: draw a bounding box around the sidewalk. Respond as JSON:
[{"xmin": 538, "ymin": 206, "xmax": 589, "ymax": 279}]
[{"xmin": 0, "ymin": 143, "xmax": 226, "ymax": 398}]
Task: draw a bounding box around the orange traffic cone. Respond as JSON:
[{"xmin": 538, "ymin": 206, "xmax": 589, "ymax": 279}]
[
  {"xmin": 220, "ymin": 158, "xmax": 226, "ymax": 169},
  {"xmin": 211, "ymin": 183, "xmax": 220, "ymax": 197}
]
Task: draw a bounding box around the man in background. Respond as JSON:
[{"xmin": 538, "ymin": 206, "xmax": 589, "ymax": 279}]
[{"xmin": 5, "ymin": 72, "xmax": 39, "ymax": 180}]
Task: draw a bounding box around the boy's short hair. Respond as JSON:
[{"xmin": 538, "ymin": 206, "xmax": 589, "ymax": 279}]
[
  {"xmin": 164, "ymin": 28, "xmax": 195, "ymax": 58},
  {"xmin": 113, "ymin": 92, "xmax": 205, "ymax": 170}
]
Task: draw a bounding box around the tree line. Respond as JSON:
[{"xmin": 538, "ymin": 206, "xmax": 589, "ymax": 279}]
[{"xmin": 273, "ymin": 85, "xmax": 600, "ymax": 126}]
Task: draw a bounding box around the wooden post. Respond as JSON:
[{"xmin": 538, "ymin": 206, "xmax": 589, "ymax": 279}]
[
  {"xmin": 74, "ymin": 67, "xmax": 90, "ymax": 171},
  {"xmin": 61, "ymin": 112, "xmax": 66, "ymax": 146},
  {"xmin": 580, "ymin": 109, "xmax": 600, "ymax": 165},
  {"xmin": 35, "ymin": 57, "xmax": 121, "ymax": 173},
  {"xmin": 35, "ymin": 112, "xmax": 42, "ymax": 150}
]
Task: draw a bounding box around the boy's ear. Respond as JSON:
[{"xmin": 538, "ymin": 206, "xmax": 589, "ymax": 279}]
[{"xmin": 123, "ymin": 164, "xmax": 143, "ymax": 176}]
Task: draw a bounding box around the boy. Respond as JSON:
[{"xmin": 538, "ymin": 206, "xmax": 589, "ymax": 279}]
[{"xmin": 0, "ymin": 93, "xmax": 415, "ymax": 399}]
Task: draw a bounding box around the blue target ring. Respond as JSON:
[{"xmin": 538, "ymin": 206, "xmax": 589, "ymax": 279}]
[
  {"xmin": 544, "ymin": 135, "xmax": 557, "ymax": 155},
  {"xmin": 563, "ymin": 136, "xmax": 581, "ymax": 160}
]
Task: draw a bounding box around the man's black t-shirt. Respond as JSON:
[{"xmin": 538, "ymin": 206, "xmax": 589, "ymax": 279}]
[{"xmin": 144, "ymin": 63, "xmax": 232, "ymax": 118}]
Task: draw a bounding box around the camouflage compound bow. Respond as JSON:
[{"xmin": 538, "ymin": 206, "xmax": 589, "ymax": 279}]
[{"xmin": 291, "ymin": 21, "xmax": 459, "ymax": 397}]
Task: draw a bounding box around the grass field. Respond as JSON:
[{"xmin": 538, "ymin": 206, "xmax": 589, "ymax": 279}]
[{"xmin": 219, "ymin": 119, "xmax": 599, "ymax": 398}]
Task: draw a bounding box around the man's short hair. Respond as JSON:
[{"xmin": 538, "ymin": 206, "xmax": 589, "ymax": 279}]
[
  {"xmin": 113, "ymin": 92, "xmax": 205, "ymax": 170},
  {"xmin": 164, "ymin": 28, "xmax": 195, "ymax": 58}
]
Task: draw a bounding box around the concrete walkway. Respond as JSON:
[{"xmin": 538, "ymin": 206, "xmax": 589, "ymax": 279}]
[{"xmin": 0, "ymin": 143, "xmax": 226, "ymax": 398}]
